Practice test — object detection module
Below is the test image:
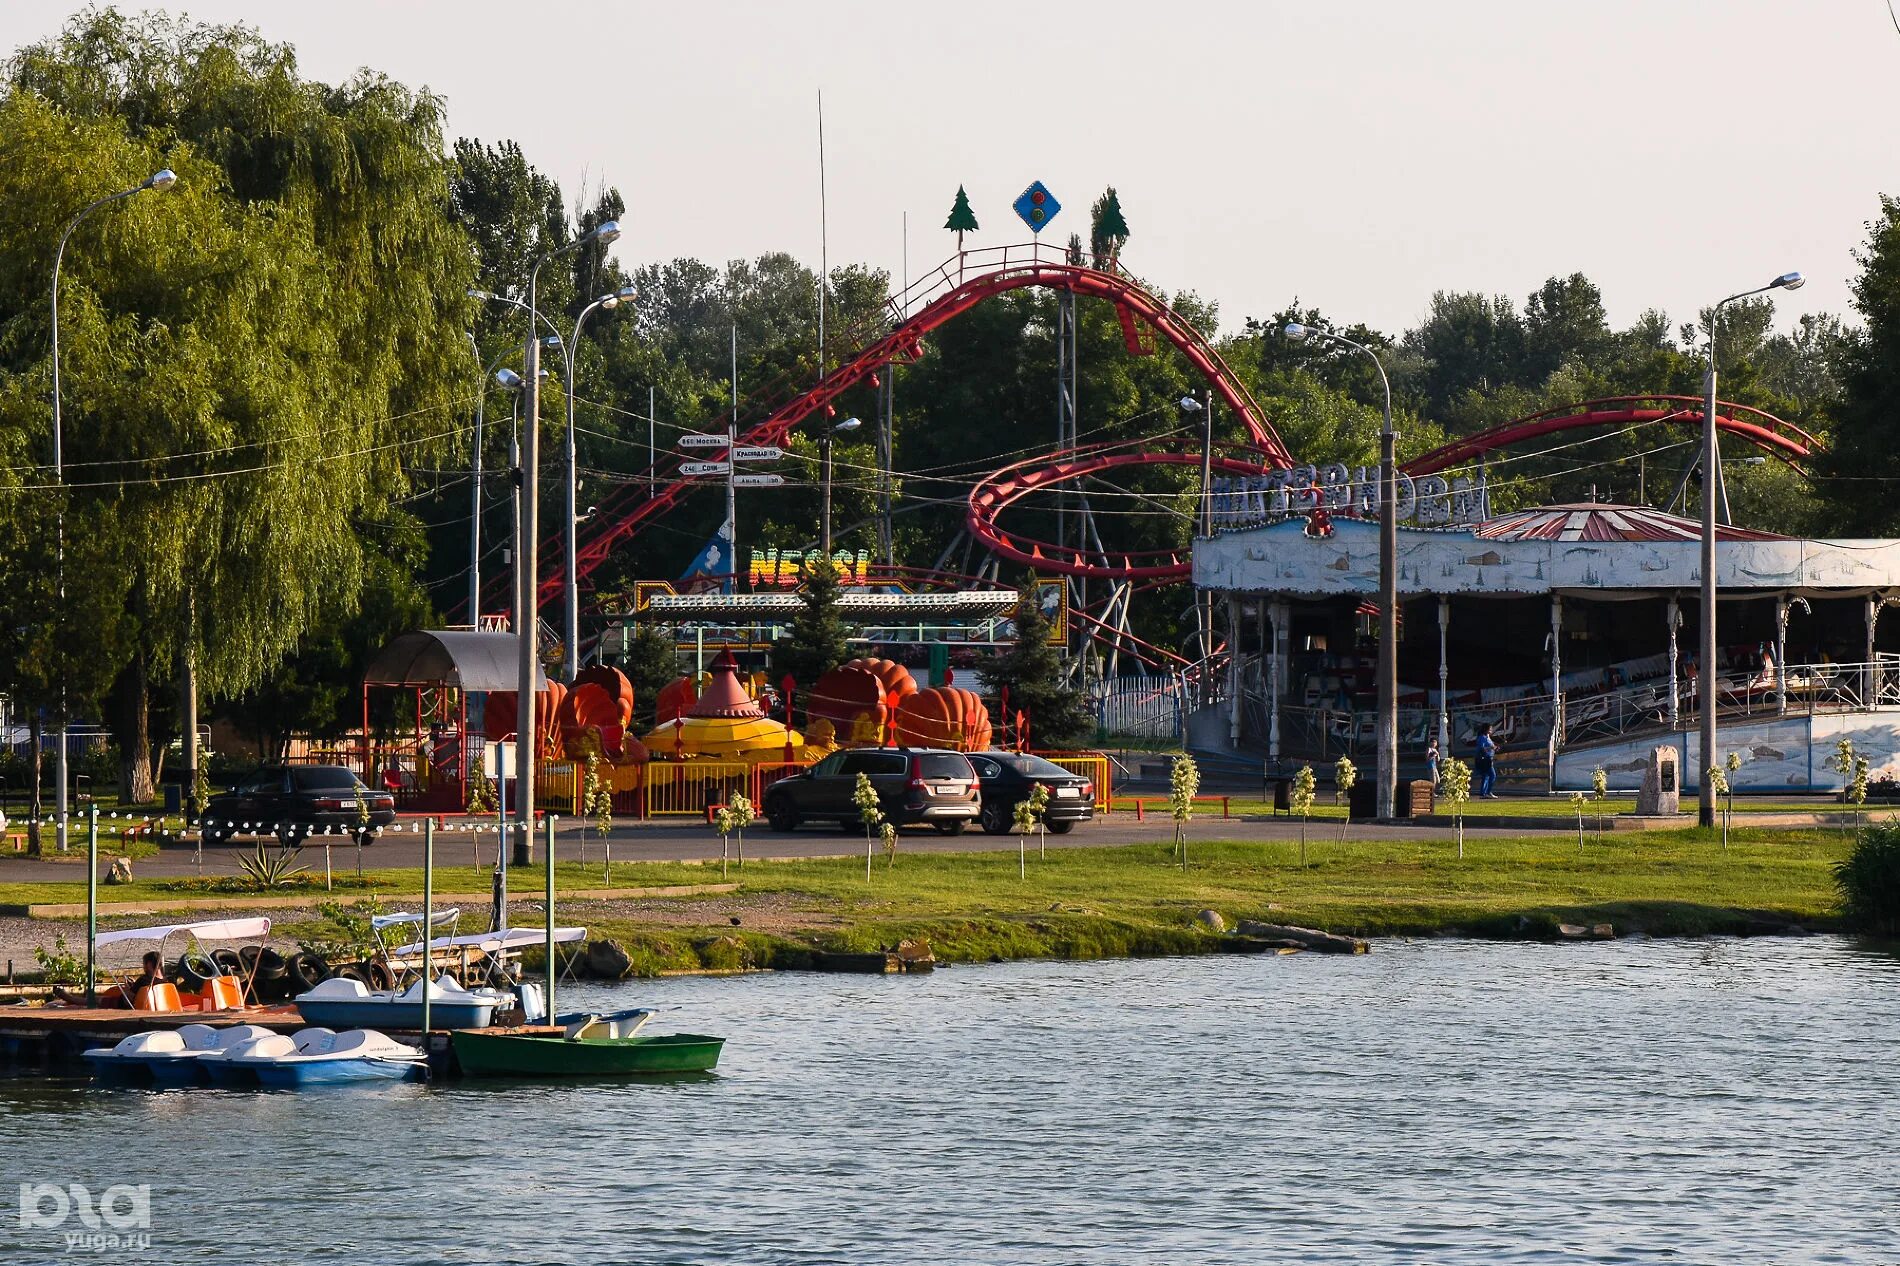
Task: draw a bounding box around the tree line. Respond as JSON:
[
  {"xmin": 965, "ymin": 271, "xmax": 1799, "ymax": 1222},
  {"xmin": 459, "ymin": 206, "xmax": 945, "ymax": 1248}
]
[{"xmin": 3, "ymin": 9, "xmax": 1899, "ymax": 819}]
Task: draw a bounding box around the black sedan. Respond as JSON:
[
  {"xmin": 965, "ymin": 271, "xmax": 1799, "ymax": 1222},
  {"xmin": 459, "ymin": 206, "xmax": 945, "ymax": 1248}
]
[
  {"xmin": 200, "ymin": 765, "xmax": 396, "ymax": 845},
  {"xmin": 968, "ymin": 752, "xmax": 1095, "ymax": 835}
]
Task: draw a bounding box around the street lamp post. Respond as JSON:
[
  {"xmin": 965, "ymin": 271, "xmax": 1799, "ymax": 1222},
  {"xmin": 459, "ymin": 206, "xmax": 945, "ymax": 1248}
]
[
  {"xmin": 1698, "ymin": 270, "xmax": 1803, "ymax": 827},
  {"xmin": 820, "ymin": 417, "xmax": 862, "ymax": 556},
  {"xmin": 49, "ymin": 168, "xmax": 176, "ymax": 853},
  {"xmin": 561, "ymin": 285, "xmax": 636, "ymax": 681},
  {"xmin": 515, "ymin": 221, "xmax": 619, "ymax": 865},
  {"xmin": 1285, "ymin": 322, "xmax": 1397, "ymax": 819},
  {"xmin": 468, "ymin": 290, "xmax": 565, "ymax": 628}
]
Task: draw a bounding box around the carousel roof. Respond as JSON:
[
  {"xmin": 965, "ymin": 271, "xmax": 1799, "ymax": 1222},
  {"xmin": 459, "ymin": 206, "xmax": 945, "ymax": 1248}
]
[
  {"xmin": 688, "ymin": 649, "xmax": 766, "ymax": 719},
  {"xmin": 1471, "ymin": 503, "xmax": 1786, "ymax": 544}
]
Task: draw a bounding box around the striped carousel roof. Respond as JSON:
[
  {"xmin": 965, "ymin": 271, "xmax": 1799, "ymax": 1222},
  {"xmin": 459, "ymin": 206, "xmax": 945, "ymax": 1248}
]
[{"xmin": 1471, "ymin": 503, "xmax": 1786, "ymax": 544}]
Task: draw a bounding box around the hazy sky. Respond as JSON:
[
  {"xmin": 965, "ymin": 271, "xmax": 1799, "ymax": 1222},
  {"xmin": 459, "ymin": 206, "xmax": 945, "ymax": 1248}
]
[{"xmin": 6, "ymin": 0, "xmax": 1897, "ymax": 337}]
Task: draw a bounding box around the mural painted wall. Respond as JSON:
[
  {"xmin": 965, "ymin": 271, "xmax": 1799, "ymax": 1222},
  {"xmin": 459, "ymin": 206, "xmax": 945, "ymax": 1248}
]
[{"xmin": 1554, "ymin": 711, "xmax": 1900, "ymax": 793}]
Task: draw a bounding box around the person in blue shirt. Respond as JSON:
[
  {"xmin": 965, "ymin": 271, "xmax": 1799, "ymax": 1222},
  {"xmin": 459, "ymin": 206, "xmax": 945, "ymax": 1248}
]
[{"xmin": 1474, "ymin": 723, "xmax": 1498, "ymax": 798}]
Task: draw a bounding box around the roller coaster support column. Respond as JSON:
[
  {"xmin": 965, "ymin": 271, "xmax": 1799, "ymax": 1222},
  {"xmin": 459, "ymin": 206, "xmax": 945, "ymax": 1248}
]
[
  {"xmin": 1267, "ymin": 601, "xmax": 1283, "ymax": 763},
  {"xmin": 1701, "ymin": 271, "xmax": 1803, "ymax": 827},
  {"xmin": 1666, "ymin": 599, "xmax": 1681, "ymax": 729},
  {"xmin": 1228, "ymin": 595, "xmax": 1243, "ymax": 746}
]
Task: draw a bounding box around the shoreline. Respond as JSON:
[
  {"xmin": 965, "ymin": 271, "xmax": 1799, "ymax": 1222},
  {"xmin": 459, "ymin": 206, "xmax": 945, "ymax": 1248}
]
[{"xmin": 0, "ymin": 827, "xmax": 1851, "ymax": 981}]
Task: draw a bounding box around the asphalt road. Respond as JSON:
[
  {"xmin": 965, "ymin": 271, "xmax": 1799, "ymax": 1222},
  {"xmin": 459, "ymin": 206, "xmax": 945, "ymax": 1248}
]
[{"xmin": 2, "ymin": 810, "xmax": 1566, "ymax": 885}]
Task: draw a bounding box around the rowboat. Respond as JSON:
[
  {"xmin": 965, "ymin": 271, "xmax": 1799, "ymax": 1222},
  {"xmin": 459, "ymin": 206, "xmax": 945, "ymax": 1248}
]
[{"xmin": 450, "ymin": 1010, "xmax": 724, "ymax": 1077}]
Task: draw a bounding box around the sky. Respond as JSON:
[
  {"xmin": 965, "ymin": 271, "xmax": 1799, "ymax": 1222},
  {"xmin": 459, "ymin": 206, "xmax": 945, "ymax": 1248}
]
[{"xmin": 5, "ymin": 0, "xmax": 1897, "ymax": 338}]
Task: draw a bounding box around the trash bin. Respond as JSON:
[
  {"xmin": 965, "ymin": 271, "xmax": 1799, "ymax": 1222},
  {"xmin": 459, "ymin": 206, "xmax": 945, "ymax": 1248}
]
[
  {"xmin": 1347, "ymin": 781, "xmax": 1378, "ymax": 821},
  {"xmin": 1400, "ymin": 780, "xmax": 1435, "ymax": 818},
  {"xmin": 163, "ymin": 783, "xmax": 182, "ymax": 813}
]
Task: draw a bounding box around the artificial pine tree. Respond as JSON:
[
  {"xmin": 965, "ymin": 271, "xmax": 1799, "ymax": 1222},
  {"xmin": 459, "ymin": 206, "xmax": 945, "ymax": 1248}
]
[
  {"xmin": 944, "ymin": 185, "xmax": 979, "ymax": 253},
  {"xmin": 985, "ymin": 582, "xmax": 1092, "ymax": 748}
]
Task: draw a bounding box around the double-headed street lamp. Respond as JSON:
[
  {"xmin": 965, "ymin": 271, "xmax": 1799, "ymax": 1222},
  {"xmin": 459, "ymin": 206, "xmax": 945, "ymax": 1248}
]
[
  {"xmin": 513, "ymin": 220, "xmax": 619, "ymax": 867},
  {"xmin": 561, "ymin": 285, "xmax": 637, "ymax": 683},
  {"xmin": 1285, "ymin": 322, "xmax": 1397, "ymax": 819},
  {"xmin": 820, "ymin": 416, "xmax": 861, "ymax": 556},
  {"xmin": 1698, "ymin": 270, "xmax": 1802, "ymax": 827},
  {"xmin": 49, "ymin": 167, "xmax": 176, "ymax": 856}
]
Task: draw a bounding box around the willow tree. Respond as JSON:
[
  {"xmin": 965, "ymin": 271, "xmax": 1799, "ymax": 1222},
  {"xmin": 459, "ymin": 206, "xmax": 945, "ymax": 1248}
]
[{"xmin": 0, "ymin": 11, "xmax": 477, "ymax": 798}]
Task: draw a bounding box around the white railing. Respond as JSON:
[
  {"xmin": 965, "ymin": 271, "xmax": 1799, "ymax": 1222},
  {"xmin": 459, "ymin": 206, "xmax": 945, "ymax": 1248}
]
[{"xmin": 1097, "ymin": 674, "xmax": 1190, "ymax": 741}]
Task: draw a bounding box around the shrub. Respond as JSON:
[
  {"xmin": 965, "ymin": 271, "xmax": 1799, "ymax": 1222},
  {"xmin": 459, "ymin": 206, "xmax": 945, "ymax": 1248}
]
[{"xmin": 1837, "ymin": 819, "xmax": 1900, "ymax": 937}]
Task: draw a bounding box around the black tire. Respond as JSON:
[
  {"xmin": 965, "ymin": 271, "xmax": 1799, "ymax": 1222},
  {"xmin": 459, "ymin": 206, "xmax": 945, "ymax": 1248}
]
[
  {"xmin": 238, "ymin": 944, "xmax": 262, "ymax": 976},
  {"xmin": 1048, "ymin": 819, "xmax": 1076, "ymax": 835},
  {"xmin": 766, "ymin": 798, "xmax": 799, "ymax": 833},
  {"xmin": 332, "ymin": 962, "xmax": 371, "ymax": 985},
  {"xmin": 210, "ymin": 947, "xmax": 244, "ymax": 978},
  {"xmin": 176, "ymin": 951, "xmax": 216, "ymax": 992},
  {"xmin": 253, "ymin": 946, "xmax": 288, "ymax": 981},
  {"xmin": 276, "ymin": 823, "xmax": 307, "ymax": 847},
  {"xmin": 934, "ymin": 820, "xmax": 967, "ymax": 837},
  {"xmin": 285, "ymin": 952, "xmax": 328, "ymax": 992},
  {"xmin": 980, "ymin": 801, "xmax": 1010, "ymax": 835},
  {"xmin": 365, "ymin": 959, "xmax": 395, "ymax": 991},
  {"xmin": 199, "ymin": 824, "xmax": 229, "ymax": 847},
  {"xmin": 354, "ymin": 828, "xmax": 375, "ymax": 847}
]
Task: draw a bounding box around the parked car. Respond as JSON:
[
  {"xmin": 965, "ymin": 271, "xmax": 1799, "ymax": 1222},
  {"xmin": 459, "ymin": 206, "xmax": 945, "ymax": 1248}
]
[
  {"xmin": 200, "ymin": 765, "xmax": 396, "ymax": 846},
  {"xmin": 968, "ymin": 752, "xmax": 1095, "ymax": 835},
  {"xmin": 763, "ymin": 748, "xmax": 981, "ymax": 834}
]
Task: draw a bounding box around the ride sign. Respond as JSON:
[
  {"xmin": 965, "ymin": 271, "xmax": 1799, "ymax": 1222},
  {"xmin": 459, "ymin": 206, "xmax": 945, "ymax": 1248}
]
[
  {"xmin": 1210, "ymin": 463, "xmax": 1492, "ymax": 528},
  {"xmin": 1013, "ymin": 181, "xmax": 1060, "ymax": 234}
]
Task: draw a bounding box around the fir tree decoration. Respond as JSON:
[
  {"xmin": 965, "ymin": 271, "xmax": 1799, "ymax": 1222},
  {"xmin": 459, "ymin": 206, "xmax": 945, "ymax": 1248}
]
[{"xmin": 944, "ymin": 185, "xmax": 979, "ymax": 252}]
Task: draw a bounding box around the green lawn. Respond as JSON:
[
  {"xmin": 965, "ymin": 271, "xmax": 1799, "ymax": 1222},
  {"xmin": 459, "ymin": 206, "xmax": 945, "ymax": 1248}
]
[{"xmin": 1, "ymin": 828, "xmax": 1850, "ymax": 974}]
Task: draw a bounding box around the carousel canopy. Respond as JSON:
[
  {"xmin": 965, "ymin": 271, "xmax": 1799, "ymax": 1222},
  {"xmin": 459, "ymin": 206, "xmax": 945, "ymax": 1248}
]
[
  {"xmin": 1194, "ymin": 502, "xmax": 1900, "ymax": 600},
  {"xmin": 364, "ymin": 630, "xmax": 544, "ymax": 693}
]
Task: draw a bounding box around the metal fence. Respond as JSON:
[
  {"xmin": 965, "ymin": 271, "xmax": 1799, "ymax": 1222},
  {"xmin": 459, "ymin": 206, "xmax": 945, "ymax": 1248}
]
[{"xmin": 1034, "ymin": 751, "xmax": 1112, "ymax": 810}]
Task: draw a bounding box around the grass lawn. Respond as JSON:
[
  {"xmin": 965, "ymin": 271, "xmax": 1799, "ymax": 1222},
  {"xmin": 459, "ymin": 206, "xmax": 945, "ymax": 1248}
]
[{"xmin": 0, "ymin": 828, "xmax": 1851, "ymax": 975}]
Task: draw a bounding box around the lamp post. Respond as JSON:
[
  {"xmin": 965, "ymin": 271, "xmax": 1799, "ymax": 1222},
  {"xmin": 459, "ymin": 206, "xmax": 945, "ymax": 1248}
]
[
  {"xmin": 820, "ymin": 416, "xmax": 862, "ymax": 556},
  {"xmin": 468, "ymin": 289, "xmax": 564, "ymax": 628},
  {"xmin": 1285, "ymin": 322, "xmax": 1397, "ymax": 819},
  {"xmin": 1698, "ymin": 270, "xmax": 1802, "ymax": 827},
  {"xmin": 515, "ymin": 220, "xmax": 620, "ymax": 865},
  {"xmin": 49, "ymin": 168, "xmax": 176, "ymax": 853},
  {"xmin": 561, "ymin": 285, "xmax": 636, "ymax": 681}
]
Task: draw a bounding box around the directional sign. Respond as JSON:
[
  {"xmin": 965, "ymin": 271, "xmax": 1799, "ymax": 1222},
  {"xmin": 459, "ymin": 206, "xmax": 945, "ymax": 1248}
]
[
  {"xmin": 679, "ymin": 461, "xmax": 731, "ymax": 477},
  {"xmin": 732, "ymin": 473, "xmax": 786, "ymax": 488},
  {"xmin": 677, "ymin": 433, "xmax": 729, "ymax": 450},
  {"xmin": 732, "ymin": 446, "xmax": 784, "ymax": 463},
  {"xmin": 1013, "ymin": 181, "xmax": 1061, "ymax": 234}
]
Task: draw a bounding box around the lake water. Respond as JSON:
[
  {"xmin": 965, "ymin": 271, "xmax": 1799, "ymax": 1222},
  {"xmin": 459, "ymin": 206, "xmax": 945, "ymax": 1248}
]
[{"xmin": 4, "ymin": 937, "xmax": 1897, "ymax": 1264}]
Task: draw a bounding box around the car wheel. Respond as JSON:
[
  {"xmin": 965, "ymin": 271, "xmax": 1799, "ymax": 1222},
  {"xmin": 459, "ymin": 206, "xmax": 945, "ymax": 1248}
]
[
  {"xmin": 980, "ymin": 801, "xmax": 1010, "ymax": 835},
  {"xmin": 1048, "ymin": 819, "xmax": 1076, "ymax": 835},
  {"xmin": 934, "ymin": 820, "xmax": 967, "ymax": 837},
  {"xmin": 767, "ymin": 799, "xmax": 799, "ymax": 833},
  {"xmin": 276, "ymin": 824, "xmax": 306, "ymax": 848}
]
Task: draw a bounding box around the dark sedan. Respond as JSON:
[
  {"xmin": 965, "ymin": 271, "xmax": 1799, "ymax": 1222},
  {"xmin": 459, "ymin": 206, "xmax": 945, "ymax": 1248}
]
[
  {"xmin": 763, "ymin": 747, "xmax": 981, "ymax": 834},
  {"xmin": 200, "ymin": 765, "xmax": 396, "ymax": 845},
  {"xmin": 969, "ymin": 752, "xmax": 1095, "ymax": 835}
]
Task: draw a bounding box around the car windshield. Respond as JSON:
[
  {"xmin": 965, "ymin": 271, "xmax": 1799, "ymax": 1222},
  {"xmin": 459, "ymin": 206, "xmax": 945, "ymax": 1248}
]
[
  {"xmin": 291, "ymin": 767, "xmax": 363, "ymax": 792},
  {"xmin": 918, "ymin": 753, "xmax": 974, "ymax": 779},
  {"xmin": 1005, "ymin": 755, "xmax": 1076, "ymax": 779}
]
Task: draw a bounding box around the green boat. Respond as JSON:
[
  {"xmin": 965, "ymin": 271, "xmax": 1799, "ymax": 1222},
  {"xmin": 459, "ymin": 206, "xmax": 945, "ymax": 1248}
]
[{"xmin": 450, "ymin": 1013, "xmax": 725, "ymax": 1077}]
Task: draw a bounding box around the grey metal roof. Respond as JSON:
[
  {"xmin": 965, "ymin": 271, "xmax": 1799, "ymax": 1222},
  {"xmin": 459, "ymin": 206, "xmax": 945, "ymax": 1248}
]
[{"xmin": 363, "ymin": 630, "xmax": 544, "ymax": 693}]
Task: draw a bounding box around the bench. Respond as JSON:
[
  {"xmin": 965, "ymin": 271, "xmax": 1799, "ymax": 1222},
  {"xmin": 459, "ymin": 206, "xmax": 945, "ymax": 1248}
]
[{"xmin": 1109, "ymin": 794, "xmax": 1230, "ymax": 821}]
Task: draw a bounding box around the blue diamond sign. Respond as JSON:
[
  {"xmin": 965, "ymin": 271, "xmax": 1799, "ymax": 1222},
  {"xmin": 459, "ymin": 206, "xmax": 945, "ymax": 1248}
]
[{"xmin": 1013, "ymin": 181, "xmax": 1061, "ymax": 234}]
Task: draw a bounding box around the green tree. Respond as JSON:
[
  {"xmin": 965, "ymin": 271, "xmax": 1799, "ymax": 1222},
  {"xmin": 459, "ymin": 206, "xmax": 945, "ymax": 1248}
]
[
  {"xmin": 944, "ymin": 185, "xmax": 979, "ymax": 251},
  {"xmin": 0, "ymin": 12, "xmax": 476, "ymax": 799},
  {"xmin": 618, "ymin": 624, "xmax": 682, "ymax": 730},
  {"xmin": 1821, "ymin": 196, "xmax": 1900, "ymax": 534},
  {"xmin": 985, "ymin": 584, "xmax": 1091, "ymax": 748},
  {"xmin": 772, "ymin": 556, "xmax": 852, "ymax": 699}
]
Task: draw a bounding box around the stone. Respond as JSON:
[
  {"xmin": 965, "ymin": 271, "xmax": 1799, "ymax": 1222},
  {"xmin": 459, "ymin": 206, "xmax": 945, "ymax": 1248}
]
[
  {"xmin": 1590, "ymin": 923, "xmax": 1616, "ymax": 940},
  {"xmin": 1636, "ymin": 745, "xmax": 1680, "ymax": 816},
  {"xmin": 104, "ymin": 857, "xmax": 133, "ymax": 885},
  {"xmin": 1557, "ymin": 923, "xmax": 1588, "ymax": 939},
  {"xmin": 894, "ymin": 938, "xmax": 936, "ymax": 973},
  {"xmin": 584, "ymin": 938, "xmax": 633, "ymax": 980},
  {"xmin": 1195, "ymin": 909, "xmax": 1226, "ymax": 932}
]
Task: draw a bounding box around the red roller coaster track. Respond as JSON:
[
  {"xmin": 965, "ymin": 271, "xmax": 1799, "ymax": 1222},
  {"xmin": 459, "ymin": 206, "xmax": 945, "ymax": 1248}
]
[
  {"xmin": 509, "ymin": 242, "xmax": 1286, "ymax": 618},
  {"xmin": 502, "ymin": 244, "xmax": 1822, "ymax": 614}
]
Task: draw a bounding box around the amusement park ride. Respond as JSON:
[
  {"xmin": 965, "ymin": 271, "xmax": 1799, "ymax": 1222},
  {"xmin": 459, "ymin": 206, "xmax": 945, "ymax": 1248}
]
[{"xmin": 478, "ymin": 207, "xmax": 1819, "ymax": 684}]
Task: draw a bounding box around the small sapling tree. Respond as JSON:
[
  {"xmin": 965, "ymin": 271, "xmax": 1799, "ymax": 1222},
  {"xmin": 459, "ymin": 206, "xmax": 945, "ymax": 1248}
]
[
  {"xmin": 854, "ymin": 772, "xmax": 885, "ymax": 881},
  {"xmin": 1170, "ymin": 753, "xmax": 1200, "ymax": 868},
  {"xmin": 1334, "ymin": 755, "xmax": 1357, "ymax": 848},
  {"xmin": 1290, "ymin": 764, "xmax": 1317, "ymax": 865},
  {"xmin": 1440, "ymin": 757, "xmax": 1472, "ymax": 858}
]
